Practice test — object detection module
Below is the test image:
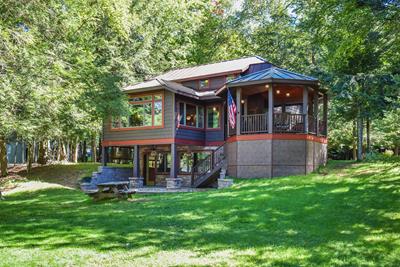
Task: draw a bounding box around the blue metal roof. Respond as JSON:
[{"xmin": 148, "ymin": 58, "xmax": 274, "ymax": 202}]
[{"xmin": 228, "ymin": 66, "xmax": 318, "ymax": 86}]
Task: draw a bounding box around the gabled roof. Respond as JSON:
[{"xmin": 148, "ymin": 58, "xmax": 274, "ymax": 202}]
[
  {"xmin": 124, "ymin": 56, "xmax": 267, "ymax": 92},
  {"xmin": 227, "ymin": 67, "xmax": 318, "ymax": 88}
]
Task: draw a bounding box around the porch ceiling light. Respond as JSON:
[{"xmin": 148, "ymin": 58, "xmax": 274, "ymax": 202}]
[
  {"xmin": 265, "ymin": 84, "xmax": 270, "ymax": 89},
  {"xmin": 240, "ymin": 99, "xmax": 245, "ymax": 104},
  {"xmin": 276, "ymin": 90, "xmax": 281, "ymax": 94},
  {"xmin": 286, "ymin": 92, "xmax": 290, "ymax": 97},
  {"xmin": 213, "ymin": 106, "xmax": 217, "ymax": 111}
]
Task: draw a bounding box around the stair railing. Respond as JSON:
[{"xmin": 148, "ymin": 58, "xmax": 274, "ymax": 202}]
[{"xmin": 191, "ymin": 143, "xmax": 225, "ymax": 187}]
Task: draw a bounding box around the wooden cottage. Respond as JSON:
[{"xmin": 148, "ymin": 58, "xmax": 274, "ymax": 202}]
[{"xmin": 100, "ymin": 56, "xmax": 328, "ymax": 189}]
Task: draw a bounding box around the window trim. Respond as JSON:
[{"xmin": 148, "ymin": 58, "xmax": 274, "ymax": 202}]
[
  {"xmin": 177, "ymin": 102, "xmax": 205, "ymax": 130},
  {"xmin": 110, "ymin": 91, "xmax": 164, "ymax": 131},
  {"xmin": 206, "ymin": 104, "xmax": 222, "ymax": 130}
]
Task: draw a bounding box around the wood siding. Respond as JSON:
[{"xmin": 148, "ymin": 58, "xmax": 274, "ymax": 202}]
[{"xmin": 103, "ymin": 90, "xmax": 174, "ymax": 141}]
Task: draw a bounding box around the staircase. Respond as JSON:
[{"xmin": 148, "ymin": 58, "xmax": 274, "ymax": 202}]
[{"xmin": 191, "ymin": 143, "xmax": 226, "ymax": 188}]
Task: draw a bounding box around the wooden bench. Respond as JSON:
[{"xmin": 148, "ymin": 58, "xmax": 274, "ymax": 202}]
[{"xmin": 86, "ymin": 181, "xmax": 135, "ymax": 201}]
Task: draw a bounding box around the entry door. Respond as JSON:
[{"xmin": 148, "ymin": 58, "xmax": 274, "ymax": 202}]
[{"xmin": 145, "ymin": 153, "xmax": 157, "ymax": 186}]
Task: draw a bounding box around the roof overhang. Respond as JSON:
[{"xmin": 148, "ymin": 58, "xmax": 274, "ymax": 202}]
[{"xmin": 216, "ymin": 79, "xmax": 324, "ymax": 95}]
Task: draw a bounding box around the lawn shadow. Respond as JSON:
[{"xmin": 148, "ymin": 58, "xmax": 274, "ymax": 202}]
[{"xmin": 0, "ymin": 160, "xmax": 399, "ymax": 266}]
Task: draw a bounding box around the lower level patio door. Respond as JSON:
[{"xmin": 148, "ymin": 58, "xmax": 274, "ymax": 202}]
[{"xmin": 144, "ymin": 153, "xmax": 156, "ymax": 186}]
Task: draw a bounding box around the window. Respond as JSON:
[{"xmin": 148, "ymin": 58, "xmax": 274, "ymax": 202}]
[
  {"xmin": 207, "ymin": 105, "xmax": 220, "ymax": 129},
  {"xmin": 156, "ymin": 153, "xmax": 171, "ymax": 173},
  {"xmin": 179, "ymin": 151, "xmax": 211, "ymax": 174},
  {"xmin": 178, "ymin": 102, "xmax": 204, "ymax": 128},
  {"xmin": 199, "ymin": 79, "xmax": 209, "ymax": 89},
  {"xmin": 226, "ymin": 74, "xmax": 236, "ymax": 82},
  {"xmin": 112, "ymin": 93, "xmax": 163, "ymax": 129}
]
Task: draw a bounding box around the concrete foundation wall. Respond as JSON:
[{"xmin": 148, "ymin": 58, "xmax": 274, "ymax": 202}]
[{"xmin": 226, "ymin": 137, "xmax": 327, "ymax": 178}]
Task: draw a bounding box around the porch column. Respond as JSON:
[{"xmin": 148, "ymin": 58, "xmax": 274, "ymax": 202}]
[
  {"xmin": 303, "ymin": 86, "xmax": 309, "ymax": 134},
  {"xmin": 133, "ymin": 145, "xmax": 140, "ymax": 177},
  {"xmin": 236, "ymin": 88, "xmax": 241, "ymax": 136},
  {"xmin": 314, "ymin": 90, "xmax": 319, "ymax": 135},
  {"xmin": 268, "ymin": 84, "xmax": 273, "ymax": 133},
  {"xmin": 101, "ymin": 146, "xmax": 107, "ymax": 166},
  {"xmin": 170, "ymin": 143, "xmax": 177, "ymax": 178},
  {"xmin": 323, "ymin": 93, "xmax": 328, "ymax": 136}
]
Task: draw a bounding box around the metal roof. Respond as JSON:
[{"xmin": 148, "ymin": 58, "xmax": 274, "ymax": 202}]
[
  {"xmin": 227, "ymin": 66, "xmax": 318, "ymax": 87},
  {"xmin": 124, "ymin": 56, "xmax": 267, "ymax": 91}
]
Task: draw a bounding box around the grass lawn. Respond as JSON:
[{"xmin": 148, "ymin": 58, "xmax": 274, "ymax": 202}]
[{"xmin": 0, "ymin": 160, "xmax": 399, "ymax": 266}]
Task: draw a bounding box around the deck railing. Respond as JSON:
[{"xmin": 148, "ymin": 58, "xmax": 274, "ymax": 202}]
[
  {"xmin": 273, "ymin": 113, "xmax": 305, "ymax": 133},
  {"xmin": 235, "ymin": 112, "xmax": 324, "ymax": 135},
  {"xmin": 240, "ymin": 113, "xmax": 268, "ymax": 134}
]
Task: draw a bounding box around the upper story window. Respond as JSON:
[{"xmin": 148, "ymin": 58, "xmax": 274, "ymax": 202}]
[
  {"xmin": 226, "ymin": 74, "xmax": 237, "ymax": 82},
  {"xmin": 112, "ymin": 93, "xmax": 163, "ymax": 129},
  {"xmin": 179, "ymin": 102, "xmax": 204, "ymax": 128},
  {"xmin": 207, "ymin": 105, "xmax": 221, "ymax": 129},
  {"xmin": 199, "ymin": 79, "xmax": 210, "ymax": 89}
]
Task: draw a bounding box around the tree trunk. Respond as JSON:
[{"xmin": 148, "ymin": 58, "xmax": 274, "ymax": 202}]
[
  {"xmin": 352, "ymin": 120, "xmax": 357, "ymax": 160},
  {"xmin": 357, "ymin": 116, "xmax": 364, "ymax": 161},
  {"xmin": 27, "ymin": 142, "xmax": 34, "ymax": 173},
  {"xmin": 91, "ymin": 138, "xmax": 97, "ymax": 162},
  {"xmin": 71, "ymin": 142, "xmax": 79, "ymax": 163},
  {"xmin": 37, "ymin": 141, "xmax": 47, "ymax": 165},
  {"xmin": 395, "ymin": 146, "xmax": 399, "ymax": 156},
  {"xmin": 366, "ymin": 117, "xmax": 371, "ymax": 154},
  {"xmin": 82, "ymin": 140, "xmax": 87, "ymax": 162},
  {"xmin": 0, "ymin": 137, "xmax": 8, "ymax": 177}
]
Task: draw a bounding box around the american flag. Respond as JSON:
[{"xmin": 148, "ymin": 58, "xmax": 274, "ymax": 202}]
[{"xmin": 227, "ymin": 89, "xmax": 237, "ymax": 129}]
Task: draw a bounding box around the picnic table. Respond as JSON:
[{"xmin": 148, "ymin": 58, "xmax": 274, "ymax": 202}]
[{"xmin": 86, "ymin": 181, "xmax": 134, "ymax": 201}]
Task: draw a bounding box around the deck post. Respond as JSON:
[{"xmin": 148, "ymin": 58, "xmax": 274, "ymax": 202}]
[
  {"xmin": 101, "ymin": 146, "xmax": 107, "ymax": 166},
  {"xmin": 323, "ymin": 93, "xmax": 328, "ymax": 136},
  {"xmin": 268, "ymin": 84, "xmax": 273, "ymax": 133},
  {"xmin": 236, "ymin": 87, "xmax": 241, "ymax": 136},
  {"xmin": 314, "ymin": 89, "xmax": 319, "ymax": 135},
  {"xmin": 170, "ymin": 143, "xmax": 177, "ymax": 178},
  {"xmin": 133, "ymin": 145, "xmax": 140, "ymax": 177},
  {"xmin": 303, "ymin": 86, "xmax": 309, "ymax": 134}
]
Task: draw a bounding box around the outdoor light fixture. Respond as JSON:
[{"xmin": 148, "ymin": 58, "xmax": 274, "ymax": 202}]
[
  {"xmin": 213, "ymin": 106, "xmax": 217, "ymax": 111},
  {"xmin": 186, "ymin": 115, "xmax": 191, "ymax": 120},
  {"xmin": 265, "ymin": 84, "xmax": 270, "ymax": 89},
  {"xmin": 241, "ymin": 99, "xmax": 245, "ymax": 104},
  {"xmin": 286, "ymin": 92, "xmax": 290, "ymax": 97},
  {"xmin": 276, "ymin": 90, "xmax": 281, "ymax": 94}
]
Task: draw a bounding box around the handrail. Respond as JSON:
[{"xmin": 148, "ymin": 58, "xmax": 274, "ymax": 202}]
[
  {"xmin": 241, "ymin": 113, "xmax": 268, "ymax": 134},
  {"xmin": 191, "ymin": 142, "xmax": 225, "ymax": 187}
]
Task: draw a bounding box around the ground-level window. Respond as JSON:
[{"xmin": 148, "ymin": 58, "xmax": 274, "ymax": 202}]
[
  {"xmin": 207, "ymin": 105, "xmax": 221, "ymax": 129},
  {"xmin": 178, "ymin": 102, "xmax": 204, "ymax": 128},
  {"xmin": 156, "ymin": 152, "xmax": 171, "ymax": 173},
  {"xmin": 112, "ymin": 93, "xmax": 163, "ymax": 129},
  {"xmin": 179, "ymin": 151, "xmax": 211, "ymax": 174}
]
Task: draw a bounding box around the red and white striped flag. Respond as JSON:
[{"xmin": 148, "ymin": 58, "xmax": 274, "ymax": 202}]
[{"xmin": 227, "ymin": 90, "xmax": 237, "ymax": 129}]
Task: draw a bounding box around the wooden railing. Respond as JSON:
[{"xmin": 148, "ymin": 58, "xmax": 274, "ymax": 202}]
[
  {"xmin": 241, "ymin": 113, "xmax": 268, "ymax": 134},
  {"xmin": 273, "ymin": 113, "xmax": 305, "ymax": 133},
  {"xmin": 191, "ymin": 143, "xmax": 225, "ymax": 187}
]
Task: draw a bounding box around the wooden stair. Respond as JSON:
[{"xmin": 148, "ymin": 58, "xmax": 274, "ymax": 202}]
[{"xmin": 190, "ymin": 143, "xmax": 226, "ymax": 188}]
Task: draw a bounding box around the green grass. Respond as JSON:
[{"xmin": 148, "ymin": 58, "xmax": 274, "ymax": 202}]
[{"xmin": 1, "ymin": 160, "xmax": 400, "ymax": 266}]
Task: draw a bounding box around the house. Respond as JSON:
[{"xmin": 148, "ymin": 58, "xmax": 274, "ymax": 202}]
[{"xmin": 99, "ymin": 56, "xmax": 328, "ymax": 189}]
